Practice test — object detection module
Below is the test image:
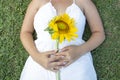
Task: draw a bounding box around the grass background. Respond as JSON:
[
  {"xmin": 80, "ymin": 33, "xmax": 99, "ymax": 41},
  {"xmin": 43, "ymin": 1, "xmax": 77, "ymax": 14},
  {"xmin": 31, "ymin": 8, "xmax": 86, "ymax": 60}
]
[{"xmin": 0, "ymin": 0, "xmax": 120, "ymax": 80}]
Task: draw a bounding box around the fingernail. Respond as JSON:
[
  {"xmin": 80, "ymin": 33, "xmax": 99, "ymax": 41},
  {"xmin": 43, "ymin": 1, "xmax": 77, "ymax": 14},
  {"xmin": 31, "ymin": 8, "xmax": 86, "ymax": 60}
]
[
  {"xmin": 63, "ymin": 62, "xmax": 67, "ymax": 65},
  {"xmin": 61, "ymin": 56, "xmax": 64, "ymax": 58},
  {"xmin": 50, "ymin": 54, "xmax": 55, "ymax": 58}
]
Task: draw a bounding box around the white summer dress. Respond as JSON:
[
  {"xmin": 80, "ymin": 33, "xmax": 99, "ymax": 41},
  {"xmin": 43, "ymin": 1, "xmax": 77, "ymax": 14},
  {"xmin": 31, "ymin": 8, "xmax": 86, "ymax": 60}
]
[{"xmin": 20, "ymin": 0, "xmax": 97, "ymax": 80}]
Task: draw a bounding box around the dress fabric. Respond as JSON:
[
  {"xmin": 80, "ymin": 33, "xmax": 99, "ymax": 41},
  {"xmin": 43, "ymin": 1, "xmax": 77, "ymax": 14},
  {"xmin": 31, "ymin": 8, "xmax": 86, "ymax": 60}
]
[{"xmin": 20, "ymin": 1, "xmax": 97, "ymax": 80}]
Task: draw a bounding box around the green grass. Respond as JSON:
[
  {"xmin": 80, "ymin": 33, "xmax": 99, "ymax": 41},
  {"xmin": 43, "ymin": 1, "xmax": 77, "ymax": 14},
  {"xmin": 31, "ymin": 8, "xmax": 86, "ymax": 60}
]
[{"xmin": 0, "ymin": 0, "xmax": 120, "ymax": 80}]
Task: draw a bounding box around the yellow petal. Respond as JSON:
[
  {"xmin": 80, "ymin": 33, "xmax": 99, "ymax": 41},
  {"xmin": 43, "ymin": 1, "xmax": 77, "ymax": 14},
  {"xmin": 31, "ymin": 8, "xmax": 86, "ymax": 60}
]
[
  {"xmin": 59, "ymin": 34, "xmax": 64, "ymax": 43},
  {"xmin": 52, "ymin": 32, "xmax": 59, "ymax": 40},
  {"xmin": 64, "ymin": 34, "xmax": 71, "ymax": 42},
  {"xmin": 53, "ymin": 24, "xmax": 58, "ymax": 31}
]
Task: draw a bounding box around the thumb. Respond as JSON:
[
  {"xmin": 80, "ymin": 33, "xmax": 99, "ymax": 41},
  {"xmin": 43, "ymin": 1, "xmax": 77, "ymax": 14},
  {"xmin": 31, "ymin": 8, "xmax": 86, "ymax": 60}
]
[
  {"xmin": 54, "ymin": 49, "xmax": 59, "ymax": 53},
  {"xmin": 46, "ymin": 50, "xmax": 56, "ymax": 57}
]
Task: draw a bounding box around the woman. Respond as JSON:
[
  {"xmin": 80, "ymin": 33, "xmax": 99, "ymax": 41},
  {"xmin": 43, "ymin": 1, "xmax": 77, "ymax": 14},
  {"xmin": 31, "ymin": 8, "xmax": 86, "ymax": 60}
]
[{"xmin": 20, "ymin": 0, "xmax": 105, "ymax": 80}]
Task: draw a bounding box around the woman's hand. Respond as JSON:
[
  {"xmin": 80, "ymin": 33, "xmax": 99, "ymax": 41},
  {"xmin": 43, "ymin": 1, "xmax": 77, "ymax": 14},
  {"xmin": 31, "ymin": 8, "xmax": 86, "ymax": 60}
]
[
  {"xmin": 32, "ymin": 50, "xmax": 67, "ymax": 72},
  {"xmin": 56, "ymin": 45, "xmax": 81, "ymax": 67},
  {"xmin": 48, "ymin": 54, "xmax": 68, "ymax": 71}
]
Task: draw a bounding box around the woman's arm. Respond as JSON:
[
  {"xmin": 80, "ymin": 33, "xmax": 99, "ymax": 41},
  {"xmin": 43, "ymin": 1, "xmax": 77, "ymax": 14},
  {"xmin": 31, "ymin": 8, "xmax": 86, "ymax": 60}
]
[
  {"xmin": 77, "ymin": 0, "xmax": 105, "ymax": 55},
  {"xmin": 20, "ymin": 0, "xmax": 41, "ymax": 57}
]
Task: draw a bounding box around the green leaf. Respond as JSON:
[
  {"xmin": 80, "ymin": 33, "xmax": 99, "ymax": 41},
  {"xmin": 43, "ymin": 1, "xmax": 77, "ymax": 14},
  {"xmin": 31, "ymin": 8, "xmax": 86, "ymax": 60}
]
[
  {"xmin": 44, "ymin": 27, "xmax": 50, "ymax": 31},
  {"xmin": 44, "ymin": 27, "xmax": 54, "ymax": 35}
]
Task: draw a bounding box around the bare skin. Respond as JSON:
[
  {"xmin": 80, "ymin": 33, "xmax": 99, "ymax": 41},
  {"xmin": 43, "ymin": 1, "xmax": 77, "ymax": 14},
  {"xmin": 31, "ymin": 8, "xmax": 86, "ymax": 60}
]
[{"xmin": 20, "ymin": 0, "xmax": 105, "ymax": 71}]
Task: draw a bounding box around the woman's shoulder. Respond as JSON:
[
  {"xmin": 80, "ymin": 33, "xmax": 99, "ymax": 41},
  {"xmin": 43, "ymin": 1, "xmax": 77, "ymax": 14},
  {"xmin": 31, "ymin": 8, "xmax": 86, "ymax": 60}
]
[
  {"xmin": 76, "ymin": 0, "xmax": 95, "ymax": 12},
  {"xmin": 76, "ymin": 0, "xmax": 92, "ymax": 3},
  {"xmin": 76, "ymin": 0, "xmax": 93, "ymax": 7}
]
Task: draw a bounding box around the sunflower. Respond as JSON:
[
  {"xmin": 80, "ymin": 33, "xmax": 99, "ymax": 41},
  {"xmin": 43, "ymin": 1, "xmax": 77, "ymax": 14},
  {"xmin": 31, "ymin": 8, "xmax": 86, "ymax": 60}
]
[{"xmin": 45, "ymin": 13, "xmax": 78, "ymax": 43}]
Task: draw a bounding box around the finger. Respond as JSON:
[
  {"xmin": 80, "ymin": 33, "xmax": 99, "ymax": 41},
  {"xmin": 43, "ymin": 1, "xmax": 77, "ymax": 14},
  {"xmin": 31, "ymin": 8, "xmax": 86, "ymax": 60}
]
[
  {"xmin": 64, "ymin": 62, "xmax": 71, "ymax": 67},
  {"xmin": 54, "ymin": 49, "xmax": 59, "ymax": 53},
  {"xmin": 50, "ymin": 61, "xmax": 68, "ymax": 67},
  {"xmin": 56, "ymin": 50, "xmax": 67, "ymax": 55},
  {"xmin": 46, "ymin": 50, "xmax": 57, "ymax": 57},
  {"xmin": 52, "ymin": 66, "xmax": 62, "ymax": 71},
  {"xmin": 55, "ymin": 53, "xmax": 65, "ymax": 57},
  {"xmin": 48, "ymin": 55, "xmax": 65, "ymax": 62},
  {"xmin": 50, "ymin": 67, "xmax": 58, "ymax": 72},
  {"xmin": 49, "ymin": 61, "xmax": 69, "ymax": 71},
  {"xmin": 46, "ymin": 50, "xmax": 57, "ymax": 54},
  {"xmin": 49, "ymin": 62, "xmax": 62, "ymax": 69},
  {"xmin": 54, "ymin": 54, "xmax": 70, "ymax": 62},
  {"xmin": 56, "ymin": 52, "xmax": 68, "ymax": 58}
]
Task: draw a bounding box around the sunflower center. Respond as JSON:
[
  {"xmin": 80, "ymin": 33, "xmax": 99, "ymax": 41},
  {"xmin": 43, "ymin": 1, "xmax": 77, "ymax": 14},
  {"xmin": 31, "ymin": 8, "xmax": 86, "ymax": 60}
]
[{"xmin": 56, "ymin": 20, "xmax": 69, "ymax": 33}]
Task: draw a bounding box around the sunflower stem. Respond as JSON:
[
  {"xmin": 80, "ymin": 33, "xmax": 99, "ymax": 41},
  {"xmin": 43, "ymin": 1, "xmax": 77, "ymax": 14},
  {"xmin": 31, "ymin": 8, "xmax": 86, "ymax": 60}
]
[
  {"xmin": 56, "ymin": 38, "xmax": 59, "ymax": 50},
  {"xmin": 56, "ymin": 38, "xmax": 61, "ymax": 80},
  {"xmin": 56, "ymin": 71, "xmax": 61, "ymax": 80}
]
